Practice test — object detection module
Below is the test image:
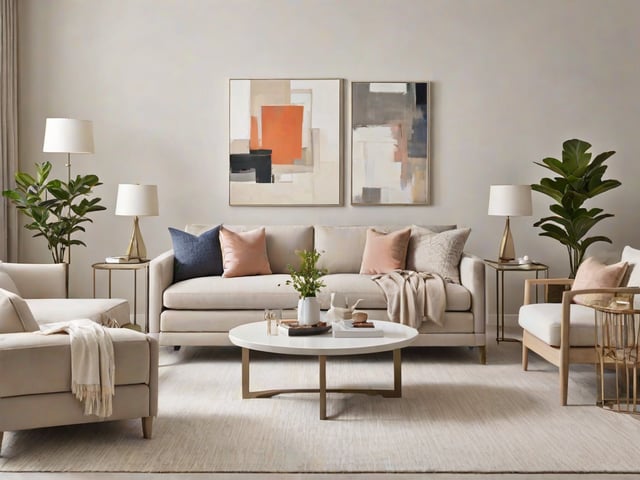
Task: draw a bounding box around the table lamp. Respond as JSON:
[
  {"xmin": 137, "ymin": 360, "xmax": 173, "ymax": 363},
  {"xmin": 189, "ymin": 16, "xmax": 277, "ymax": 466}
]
[
  {"xmin": 488, "ymin": 185, "xmax": 532, "ymax": 262},
  {"xmin": 115, "ymin": 184, "xmax": 159, "ymax": 261}
]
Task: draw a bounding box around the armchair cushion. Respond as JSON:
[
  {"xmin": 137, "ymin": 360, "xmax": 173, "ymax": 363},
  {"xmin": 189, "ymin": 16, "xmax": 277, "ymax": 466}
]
[
  {"xmin": 518, "ymin": 302, "xmax": 596, "ymax": 347},
  {"xmin": 0, "ymin": 288, "xmax": 39, "ymax": 334},
  {"xmin": 571, "ymin": 257, "xmax": 628, "ymax": 305}
]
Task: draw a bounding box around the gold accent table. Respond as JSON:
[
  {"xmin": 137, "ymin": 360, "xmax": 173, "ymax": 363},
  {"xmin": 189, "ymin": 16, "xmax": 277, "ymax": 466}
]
[
  {"xmin": 484, "ymin": 260, "xmax": 549, "ymax": 343},
  {"xmin": 92, "ymin": 261, "xmax": 150, "ymax": 332},
  {"xmin": 591, "ymin": 300, "xmax": 640, "ymax": 413}
]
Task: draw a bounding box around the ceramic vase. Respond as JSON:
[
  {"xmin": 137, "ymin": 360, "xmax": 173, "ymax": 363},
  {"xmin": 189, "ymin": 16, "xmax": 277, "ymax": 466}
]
[{"xmin": 298, "ymin": 297, "xmax": 320, "ymax": 326}]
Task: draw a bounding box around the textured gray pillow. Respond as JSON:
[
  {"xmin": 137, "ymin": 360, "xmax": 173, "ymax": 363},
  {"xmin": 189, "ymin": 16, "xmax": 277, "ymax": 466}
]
[
  {"xmin": 406, "ymin": 226, "xmax": 471, "ymax": 283},
  {"xmin": 0, "ymin": 287, "xmax": 40, "ymax": 333}
]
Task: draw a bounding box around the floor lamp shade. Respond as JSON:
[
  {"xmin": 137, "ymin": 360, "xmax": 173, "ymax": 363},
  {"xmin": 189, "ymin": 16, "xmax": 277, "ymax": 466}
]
[
  {"xmin": 488, "ymin": 185, "xmax": 532, "ymax": 262},
  {"xmin": 116, "ymin": 184, "xmax": 159, "ymax": 261},
  {"xmin": 42, "ymin": 118, "xmax": 94, "ymax": 154}
]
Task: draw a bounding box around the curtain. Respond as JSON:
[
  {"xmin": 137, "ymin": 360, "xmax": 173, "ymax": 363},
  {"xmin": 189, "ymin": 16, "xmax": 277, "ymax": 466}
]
[{"xmin": 0, "ymin": 0, "xmax": 18, "ymax": 261}]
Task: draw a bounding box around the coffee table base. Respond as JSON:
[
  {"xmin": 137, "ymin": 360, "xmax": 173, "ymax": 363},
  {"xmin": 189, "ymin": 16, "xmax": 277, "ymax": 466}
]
[{"xmin": 241, "ymin": 348, "xmax": 402, "ymax": 420}]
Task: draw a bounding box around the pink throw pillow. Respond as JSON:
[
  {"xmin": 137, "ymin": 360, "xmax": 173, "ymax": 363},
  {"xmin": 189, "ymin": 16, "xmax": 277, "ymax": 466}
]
[
  {"xmin": 360, "ymin": 227, "xmax": 411, "ymax": 275},
  {"xmin": 219, "ymin": 227, "xmax": 272, "ymax": 278},
  {"xmin": 571, "ymin": 256, "xmax": 628, "ymax": 305}
]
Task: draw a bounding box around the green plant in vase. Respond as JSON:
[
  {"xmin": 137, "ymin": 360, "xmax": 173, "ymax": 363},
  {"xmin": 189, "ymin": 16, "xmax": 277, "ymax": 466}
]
[
  {"xmin": 532, "ymin": 139, "xmax": 621, "ymax": 278},
  {"xmin": 285, "ymin": 249, "xmax": 327, "ymax": 325},
  {"xmin": 2, "ymin": 161, "xmax": 106, "ymax": 264}
]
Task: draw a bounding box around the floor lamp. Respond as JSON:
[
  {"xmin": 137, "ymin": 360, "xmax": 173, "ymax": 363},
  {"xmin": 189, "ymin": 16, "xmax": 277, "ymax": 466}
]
[{"xmin": 488, "ymin": 185, "xmax": 532, "ymax": 262}]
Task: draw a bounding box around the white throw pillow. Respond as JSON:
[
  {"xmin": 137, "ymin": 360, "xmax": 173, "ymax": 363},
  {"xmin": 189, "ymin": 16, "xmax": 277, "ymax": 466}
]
[
  {"xmin": 0, "ymin": 287, "xmax": 40, "ymax": 333},
  {"xmin": 406, "ymin": 226, "xmax": 471, "ymax": 283}
]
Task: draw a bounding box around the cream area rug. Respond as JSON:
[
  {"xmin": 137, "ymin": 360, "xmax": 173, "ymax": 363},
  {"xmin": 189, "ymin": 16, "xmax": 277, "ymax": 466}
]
[{"xmin": 2, "ymin": 340, "xmax": 640, "ymax": 473}]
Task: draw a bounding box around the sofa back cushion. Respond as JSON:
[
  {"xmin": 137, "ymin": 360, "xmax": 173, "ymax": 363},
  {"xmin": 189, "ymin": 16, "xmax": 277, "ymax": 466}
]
[
  {"xmin": 316, "ymin": 225, "xmax": 456, "ymax": 274},
  {"xmin": 0, "ymin": 287, "xmax": 40, "ymax": 333},
  {"xmin": 187, "ymin": 224, "xmax": 314, "ymax": 274},
  {"xmin": 0, "ymin": 270, "xmax": 20, "ymax": 295}
]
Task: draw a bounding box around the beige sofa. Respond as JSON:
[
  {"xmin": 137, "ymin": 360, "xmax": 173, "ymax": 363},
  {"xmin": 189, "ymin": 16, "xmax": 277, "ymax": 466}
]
[
  {"xmin": 0, "ymin": 263, "xmax": 158, "ymax": 455},
  {"xmin": 150, "ymin": 224, "xmax": 486, "ymax": 361}
]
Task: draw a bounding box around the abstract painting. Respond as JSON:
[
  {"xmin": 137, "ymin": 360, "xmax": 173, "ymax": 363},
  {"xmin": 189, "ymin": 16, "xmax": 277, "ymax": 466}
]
[
  {"xmin": 229, "ymin": 79, "xmax": 342, "ymax": 205},
  {"xmin": 351, "ymin": 82, "xmax": 430, "ymax": 205}
]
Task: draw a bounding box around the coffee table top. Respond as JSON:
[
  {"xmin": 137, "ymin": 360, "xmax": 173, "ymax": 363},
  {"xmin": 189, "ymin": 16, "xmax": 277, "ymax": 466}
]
[{"xmin": 228, "ymin": 320, "xmax": 418, "ymax": 356}]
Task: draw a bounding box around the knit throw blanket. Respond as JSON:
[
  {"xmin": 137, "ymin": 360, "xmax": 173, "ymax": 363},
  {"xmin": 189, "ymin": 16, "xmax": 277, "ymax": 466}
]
[
  {"xmin": 372, "ymin": 270, "xmax": 447, "ymax": 328},
  {"xmin": 40, "ymin": 319, "xmax": 115, "ymax": 418}
]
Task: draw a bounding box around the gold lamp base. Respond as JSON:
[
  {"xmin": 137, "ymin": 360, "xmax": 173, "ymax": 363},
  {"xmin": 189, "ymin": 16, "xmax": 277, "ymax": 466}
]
[
  {"xmin": 124, "ymin": 216, "xmax": 147, "ymax": 261},
  {"xmin": 498, "ymin": 216, "xmax": 516, "ymax": 262}
]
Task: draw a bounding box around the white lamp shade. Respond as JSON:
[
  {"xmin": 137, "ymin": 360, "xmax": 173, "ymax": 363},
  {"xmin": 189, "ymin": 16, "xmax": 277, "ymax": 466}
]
[
  {"xmin": 42, "ymin": 118, "xmax": 95, "ymax": 154},
  {"xmin": 488, "ymin": 185, "xmax": 532, "ymax": 217},
  {"xmin": 115, "ymin": 184, "xmax": 159, "ymax": 217}
]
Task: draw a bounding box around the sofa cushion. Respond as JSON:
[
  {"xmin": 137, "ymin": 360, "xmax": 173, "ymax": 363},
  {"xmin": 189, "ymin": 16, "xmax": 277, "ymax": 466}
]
[
  {"xmin": 169, "ymin": 226, "xmax": 223, "ymax": 282},
  {"xmin": 27, "ymin": 298, "xmax": 130, "ymax": 326},
  {"xmin": 220, "ymin": 226, "xmax": 272, "ymax": 278},
  {"xmin": 0, "ymin": 271, "xmax": 20, "ymax": 295},
  {"xmin": 518, "ymin": 303, "xmax": 596, "ymax": 347},
  {"xmin": 316, "ymin": 225, "xmax": 456, "ymax": 274},
  {"xmin": 187, "ymin": 224, "xmax": 314, "ymax": 274},
  {"xmin": 0, "ymin": 288, "xmax": 40, "ymax": 333},
  {"xmin": 406, "ymin": 226, "xmax": 471, "ymax": 283},
  {"xmin": 360, "ymin": 227, "xmax": 411, "ymax": 274},
  {"xmin": 571, "ymin": 256, "xmax": 628, "ymax": 306},
  {"xmin": 164, "ymin": 274, "xmax": 299, "ymax": 310},
  {"xmin": 0, "ymin": 328, "xmax": 150, "ymax": 398}
]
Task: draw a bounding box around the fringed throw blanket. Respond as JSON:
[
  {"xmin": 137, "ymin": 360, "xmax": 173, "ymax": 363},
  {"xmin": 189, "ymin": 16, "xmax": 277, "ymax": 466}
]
[
  {"xmin": 372, "ymin": 270, "xmax": 447, "ymax": 328},
  {"xmin": 40, "ymin": 319, "xmax": 115, "ymax": 418}
]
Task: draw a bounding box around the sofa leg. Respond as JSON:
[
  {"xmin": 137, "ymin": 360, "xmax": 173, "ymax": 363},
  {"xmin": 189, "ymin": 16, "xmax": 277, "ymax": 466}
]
[
  {"xmin": 142, "ymin": 417, "xmax": 154, "ymax": 439},
  {"xmin": 478, "ymin": 346, "xmax": 486, "ymax": 364},
  {"xmin": 0, "ymin": 431, "xmax": 3, "ymax": 456},
  {"xmin": 173, "ymin": 346, "xmax": 181, "ymax": 351}
]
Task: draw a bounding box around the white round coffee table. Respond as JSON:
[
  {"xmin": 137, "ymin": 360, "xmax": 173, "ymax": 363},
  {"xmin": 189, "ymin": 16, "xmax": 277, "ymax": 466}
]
[{"xmin": 228, "ymin": 320, "xmax": 418, "ymax": 420}]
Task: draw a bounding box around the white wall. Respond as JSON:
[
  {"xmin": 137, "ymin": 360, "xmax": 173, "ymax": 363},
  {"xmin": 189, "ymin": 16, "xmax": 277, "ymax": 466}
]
[{"xmin": 16, "ymin": 0, "xmax": 640, "ymax": 317}]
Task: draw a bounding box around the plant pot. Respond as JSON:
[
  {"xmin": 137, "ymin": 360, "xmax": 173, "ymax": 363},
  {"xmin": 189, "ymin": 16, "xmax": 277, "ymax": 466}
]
[{"xmin": 297, "ymin": 297, "xmax": 321, "ymax": 326}]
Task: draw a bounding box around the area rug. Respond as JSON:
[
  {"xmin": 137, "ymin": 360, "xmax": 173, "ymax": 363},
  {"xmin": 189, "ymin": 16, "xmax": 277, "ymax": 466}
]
[{"xmin": 2, "ymin": 340, "xmax": 640, "ymax": 473}]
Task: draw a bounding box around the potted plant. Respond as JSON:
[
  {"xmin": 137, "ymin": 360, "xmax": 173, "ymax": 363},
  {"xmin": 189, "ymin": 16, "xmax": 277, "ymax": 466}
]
[
  {"xmin": 2, "ymin": 161, "xmax": 106, "ymax": 264},
  {"xmin": 285, "ymin": 249, "xmax": 327, "ymax": 325},
  {"xmin": 532, "ymin": 139, "xmax": 621, "ymax": 278}
]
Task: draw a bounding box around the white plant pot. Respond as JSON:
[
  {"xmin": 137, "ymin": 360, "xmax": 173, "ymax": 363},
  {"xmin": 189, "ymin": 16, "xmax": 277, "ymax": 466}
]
[{"xmin": 297, "ymin": 297, "xmax": 321, "ymax": 326}]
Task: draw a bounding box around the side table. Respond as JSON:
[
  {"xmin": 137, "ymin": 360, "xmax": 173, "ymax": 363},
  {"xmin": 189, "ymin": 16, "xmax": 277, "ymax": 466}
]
[
  {"xmin": 484, "ymin": 260, "xmax": 549, "ymax": 343},
  {"xmin": 92, "ymin": 261, "xmax": 150, "ymax": 333}
]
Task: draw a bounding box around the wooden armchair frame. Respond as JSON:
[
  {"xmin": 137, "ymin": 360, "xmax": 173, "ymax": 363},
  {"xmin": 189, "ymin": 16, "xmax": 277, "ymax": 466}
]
[{"xmin": 521, "ymin": 277, "xmax": 640, "ymax": 405}]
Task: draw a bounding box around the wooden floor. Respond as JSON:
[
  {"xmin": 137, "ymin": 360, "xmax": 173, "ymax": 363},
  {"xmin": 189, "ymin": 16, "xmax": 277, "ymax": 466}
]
[{"xmin": 3, "ymin": 474, "xmax": 640, "ymax": 479}]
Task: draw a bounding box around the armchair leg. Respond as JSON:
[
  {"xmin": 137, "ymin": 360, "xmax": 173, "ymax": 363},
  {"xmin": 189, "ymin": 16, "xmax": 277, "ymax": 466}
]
[
  {"xmin": 560, "ymin": 362, "xmax": 569, "ymax": 406},
  {"xmin": 522, "ymin": 345, "xmax": 529, "ymax": 371},
  {"xmin": 0, "ymin": 431, "xmax": 3, "ymax": 456},
  {"xmin": 142, "ymin": 417, "xmax": 154, "ymax": 439}
]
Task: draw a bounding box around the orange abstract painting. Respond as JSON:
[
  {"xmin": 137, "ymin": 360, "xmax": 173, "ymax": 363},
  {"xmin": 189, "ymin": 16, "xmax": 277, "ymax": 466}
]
[{"xmin": 261, "ymin": 105, "xmax": 303, "ymax": 165}]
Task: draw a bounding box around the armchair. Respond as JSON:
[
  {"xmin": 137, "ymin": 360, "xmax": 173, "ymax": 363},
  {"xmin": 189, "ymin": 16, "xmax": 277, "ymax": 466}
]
[{"xmin": 519, "ymin": 246, "xmax": 640, "ymax": 405}]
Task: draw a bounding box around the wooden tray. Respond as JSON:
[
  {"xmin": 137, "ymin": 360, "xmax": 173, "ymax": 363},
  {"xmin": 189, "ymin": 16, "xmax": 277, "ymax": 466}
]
[{"xmin": 278, "ymin": 320, "xmax": 331, "ymax": 336}]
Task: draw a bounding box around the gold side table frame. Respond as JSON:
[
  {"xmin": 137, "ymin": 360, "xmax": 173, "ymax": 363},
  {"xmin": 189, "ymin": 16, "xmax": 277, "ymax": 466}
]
[
  {"xmin": 92, "ymin": 261, "xmax": 150, "ymax": 333},
  {"xmin": 484, "ymin": 260, "xmax": 549, "ymax": 343},
  {"xmin": 241, "ymin": 348, "xmax": 402, "ymax": 420},
  {"xmin": 592, "ymin": 302, "xmax": 640, "ymax": 413}
]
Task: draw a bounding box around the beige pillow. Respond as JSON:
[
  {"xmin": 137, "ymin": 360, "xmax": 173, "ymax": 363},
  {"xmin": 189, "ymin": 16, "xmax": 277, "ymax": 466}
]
[
  {"xmin": 571, "ymin": 257, "xmax": 628, "ymax": 306},
  {"xmin": 360, "ymin": 227, "xmax": 411, "ymax": 274},
  {"xmin": 0, "ymin": 287, "xmax": 40, "ymax": 333},
  {"xmin": 0, "ymin": 271, "xmax": 20, "ymax": 295},
  {"xmin": 219, "ymin": 226, "xmax": 272, "ymax": 278},
  {"xmin": 406, "ymin": 226, "xmax": 471, "ymax": 283}
]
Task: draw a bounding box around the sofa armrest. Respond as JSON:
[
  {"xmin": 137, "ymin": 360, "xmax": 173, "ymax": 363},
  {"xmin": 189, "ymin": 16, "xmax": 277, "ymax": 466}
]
[
  {"xmin": 460, "ymin": 253, "xmax": 485, "ymax": 334},
  {"xmin": 149, "ymin": 250, "xmax": 174, "ymax": 334},
  {"xmin": 0, "ymin": 263, "xmax": 67, "ymax": 299}
]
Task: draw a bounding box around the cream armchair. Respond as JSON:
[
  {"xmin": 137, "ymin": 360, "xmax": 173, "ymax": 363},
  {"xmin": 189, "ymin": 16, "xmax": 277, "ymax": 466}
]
[
  {"xmin": 0, "ymin": 263, "xmax": 158, "ymax": 455},
  {"xmin": 518, "ymin": 246, "xmax": 640, "ymax": 405}
]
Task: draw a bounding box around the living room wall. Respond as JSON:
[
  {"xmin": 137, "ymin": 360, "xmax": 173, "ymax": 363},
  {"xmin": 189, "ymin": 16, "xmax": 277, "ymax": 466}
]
[{"xmin": 16, "ymin": 0, "xmax": 640, "ymax": 320}]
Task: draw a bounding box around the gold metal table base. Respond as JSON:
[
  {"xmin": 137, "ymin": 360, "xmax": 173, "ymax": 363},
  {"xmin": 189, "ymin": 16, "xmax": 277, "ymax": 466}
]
[{"xmin": 241, "ymin": 348, "xmax": 402, "ymax": 420}]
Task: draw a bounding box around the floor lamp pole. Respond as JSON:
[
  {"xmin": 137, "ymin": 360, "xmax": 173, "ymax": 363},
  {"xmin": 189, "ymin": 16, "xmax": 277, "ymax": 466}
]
[{"xmin": 65, "ymin": 152, "xmax": 71, "ymax": 295}]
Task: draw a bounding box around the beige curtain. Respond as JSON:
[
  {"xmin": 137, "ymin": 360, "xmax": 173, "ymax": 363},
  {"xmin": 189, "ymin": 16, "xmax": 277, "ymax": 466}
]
[{"xmin": 0, "ymin": 0, "xmax": 18, "ymax": 261}]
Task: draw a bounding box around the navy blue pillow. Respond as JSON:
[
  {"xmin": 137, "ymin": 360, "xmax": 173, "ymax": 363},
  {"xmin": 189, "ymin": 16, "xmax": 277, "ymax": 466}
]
[{"xmin": 169, "ymin": 226, "xmax": 223, "ymax": 282}]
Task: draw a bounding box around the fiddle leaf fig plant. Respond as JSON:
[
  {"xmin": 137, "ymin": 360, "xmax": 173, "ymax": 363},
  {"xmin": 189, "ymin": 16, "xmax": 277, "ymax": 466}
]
[
  {"xmin": 2, "ymin": 161, "xmax": 106, "ymax": 263},
  {"xmin": 532, "ymin": 139, "xmax": 621, "ymax": 277}
]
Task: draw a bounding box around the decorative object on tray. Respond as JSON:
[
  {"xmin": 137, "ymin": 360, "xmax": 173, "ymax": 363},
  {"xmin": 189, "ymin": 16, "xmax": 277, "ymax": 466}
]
[
  {"xmin": 265, "ymin": 308, "xmax": 282, "ymax": 336},
  {"xmin": 326, "ymin": 293, "xmax": 363, "ymax": 323},
  {"xmin": 333, "ymin": 318, "xmax": 384, "ymax": 338},
  {"xmin": 278, "ymin": 320, "xmax": 331, "ymax": 336},
  {"xmin": 284, "ymin": 249, "xmax": 327, "ymax": 326},
  {"xmin": 532, "ymin": 138, "xmax": 621, "ymax": 278}
]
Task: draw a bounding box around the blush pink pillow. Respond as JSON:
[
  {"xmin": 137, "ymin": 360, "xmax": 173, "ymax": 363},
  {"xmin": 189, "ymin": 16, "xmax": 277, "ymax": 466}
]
[
  {"xmin": 360, "ymin": 227, "xmax": 411, "ymax": 275},
  {"xmin": 219, "ymin": 227, "xmax": 272, "ymax": 278},
  {"xmin": 571, "ymin": 256, "xmax": 628, "ymax": 305}
]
